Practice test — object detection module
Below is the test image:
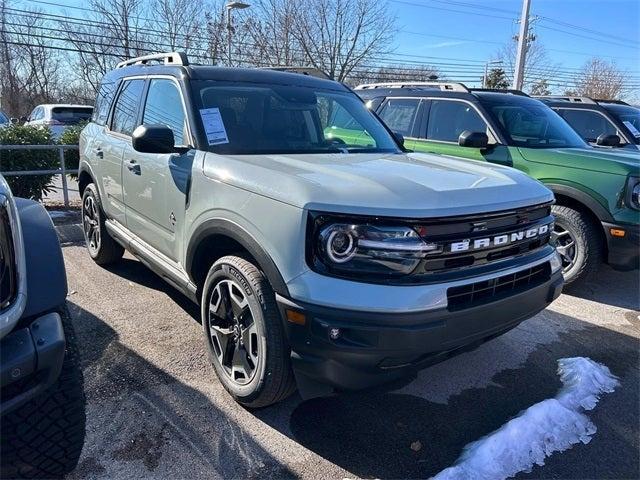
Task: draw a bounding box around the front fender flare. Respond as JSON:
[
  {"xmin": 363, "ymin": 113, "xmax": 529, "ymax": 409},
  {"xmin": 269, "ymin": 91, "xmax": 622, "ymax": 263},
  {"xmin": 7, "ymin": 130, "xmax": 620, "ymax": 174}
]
[
  {"xmin": 186, "ymin": 218, "xmax": 289, "ymax": 297},
  {"xmin": 546, "ymin": 183, "xmax": 614, "ymax": 223}
]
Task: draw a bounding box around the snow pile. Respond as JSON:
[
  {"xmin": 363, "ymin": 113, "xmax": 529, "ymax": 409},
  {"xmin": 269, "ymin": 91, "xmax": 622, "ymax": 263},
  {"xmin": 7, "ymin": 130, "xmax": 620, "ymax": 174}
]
[{"xmin": 432, "ymin": 357, "xmax": 619, "ymax": 480}]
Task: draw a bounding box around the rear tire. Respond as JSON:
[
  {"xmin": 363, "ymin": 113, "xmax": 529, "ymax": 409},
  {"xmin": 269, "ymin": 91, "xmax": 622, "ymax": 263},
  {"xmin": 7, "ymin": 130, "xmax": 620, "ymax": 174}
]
[
  {"xmin": 552, "ymin": 205, "xmax": 603, "ymax": 286},
  {"xmin": 201, "ymin": 255, "xmax": 296, "ymax": 408},
  {"xmin": 0, "ymin": 305, "xmax": 86, "ymax": 479},
  {"xmin": 82, "ymin": 183, "xmax": 124, "ymax": 265}
]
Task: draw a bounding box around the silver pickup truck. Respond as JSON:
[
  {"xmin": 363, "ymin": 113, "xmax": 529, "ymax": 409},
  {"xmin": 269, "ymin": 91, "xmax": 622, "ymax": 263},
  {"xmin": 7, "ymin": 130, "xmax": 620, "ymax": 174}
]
[{"xmin": 79, "ymin": 52, "xmax": 564, "ymax": 407}]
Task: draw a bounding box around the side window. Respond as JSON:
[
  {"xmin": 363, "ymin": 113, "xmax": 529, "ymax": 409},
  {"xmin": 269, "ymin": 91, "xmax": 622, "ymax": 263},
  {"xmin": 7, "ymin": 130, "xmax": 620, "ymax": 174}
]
[
  {"xmin": 559, "ymin": 109, "xmax": 617, "ymax": 143},
  {"xmin": 427, "ymin": 100, "xmax": 487, "ymax": 143},
  {"xmin": 110, "ymin": 79, "xmax": 145, "ymax": 136},
  {"xmin": 29, "ymin": 107, "xmax": 42, "ymax": 121},
  {"xmin": 142, "ymin": 79, "xmax": 187, "ymax": 145},
  {"xmin": 93, "ymin": 81, "xmax": 116, "ymax": 126},
  {"xmin": 378, "ymin": 98, "xmax": 421, "ymax": 137}
]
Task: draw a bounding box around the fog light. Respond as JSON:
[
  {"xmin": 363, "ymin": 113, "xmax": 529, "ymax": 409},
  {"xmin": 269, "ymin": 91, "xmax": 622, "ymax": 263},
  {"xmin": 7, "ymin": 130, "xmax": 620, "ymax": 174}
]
[
  {"xmin": 550, "ymin": 251, "xmax": 562, "ymax": 273},
  {"xmin": 328, "ymin": 327, "xmax": 341, "ymax": 340}
]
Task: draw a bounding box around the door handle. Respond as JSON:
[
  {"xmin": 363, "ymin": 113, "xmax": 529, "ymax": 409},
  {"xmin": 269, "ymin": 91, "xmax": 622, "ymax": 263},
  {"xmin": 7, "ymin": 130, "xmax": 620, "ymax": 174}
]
[
  {"xmin": 126, "ymin": 159, "xmax": 141, "ymax": 174},
  {"xmin": 93, "ymin": 148, "xmax": 103, "ymax": 158}
]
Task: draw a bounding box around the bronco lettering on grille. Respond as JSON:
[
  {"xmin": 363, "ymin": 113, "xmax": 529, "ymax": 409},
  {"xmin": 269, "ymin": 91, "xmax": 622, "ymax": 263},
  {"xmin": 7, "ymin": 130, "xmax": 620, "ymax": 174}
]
[{"xmin": 449, "ymin": 223, "xmax": 551, "ymax": 253}]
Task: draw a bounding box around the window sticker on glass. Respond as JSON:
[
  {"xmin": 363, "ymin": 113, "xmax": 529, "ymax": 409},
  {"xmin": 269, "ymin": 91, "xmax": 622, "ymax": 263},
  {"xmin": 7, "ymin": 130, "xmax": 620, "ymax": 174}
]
[
  {"xmin": 623, "ymin": 120, "xmax": 640, "ymax": 138},
  {"xmin": 199, "ymin": 107, "xmax": 229, "ymax": 145}
]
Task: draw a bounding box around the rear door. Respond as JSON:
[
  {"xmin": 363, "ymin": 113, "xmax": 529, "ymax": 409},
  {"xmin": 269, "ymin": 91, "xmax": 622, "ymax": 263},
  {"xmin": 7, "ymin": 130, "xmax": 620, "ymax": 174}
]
[
  {"xmin": 376, "ymin": 97, "xmax": 424, "ymax": 150},
  {"xmin": 101, "ymin": 78, "xmax": 146, "ymax": 224},
  {"xmin": 122, "ymin": 77, "xmax": 194, "ymax": 261}
]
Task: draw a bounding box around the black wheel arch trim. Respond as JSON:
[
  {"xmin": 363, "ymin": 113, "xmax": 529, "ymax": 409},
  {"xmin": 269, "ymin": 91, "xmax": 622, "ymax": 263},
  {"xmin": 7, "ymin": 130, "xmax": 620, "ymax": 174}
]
[
  {"xmin": 546, "ymin": 183, "xmax": 614, "ymax": 223},
  {"xmin": 186, "ymin": 219, "xmax": 290, "ymax": 297}
]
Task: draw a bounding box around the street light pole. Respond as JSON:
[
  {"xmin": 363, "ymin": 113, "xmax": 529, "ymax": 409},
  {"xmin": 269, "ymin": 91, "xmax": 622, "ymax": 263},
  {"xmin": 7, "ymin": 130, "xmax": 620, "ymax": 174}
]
[
  {"xmin": 225, "ymin": 1, "xmax": 250, "ymax": 67},
  {"xmin": 513, "ymin": 0, "xmax": 531, "ymax": 90}
]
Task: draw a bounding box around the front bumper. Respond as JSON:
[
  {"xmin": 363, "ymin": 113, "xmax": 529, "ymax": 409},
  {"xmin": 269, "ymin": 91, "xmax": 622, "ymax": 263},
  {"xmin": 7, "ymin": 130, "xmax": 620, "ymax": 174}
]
[
  {"xmin": 603, "ymin": 221, "xmax": 640, "ymax": 271},
  {"xmin": 278, "ymin": 267, "xmax": 563, "ymax": 396},
  {"xmin": 0, "ymin": 312, "xmax": 65, "ymax": 415}
]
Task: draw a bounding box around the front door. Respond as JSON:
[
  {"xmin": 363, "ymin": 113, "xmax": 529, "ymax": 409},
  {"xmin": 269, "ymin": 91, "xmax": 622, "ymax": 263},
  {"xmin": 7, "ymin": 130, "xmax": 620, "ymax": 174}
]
[{"xmin": 122, "ymin": 77, "xmax": 193, "ymax": 261}]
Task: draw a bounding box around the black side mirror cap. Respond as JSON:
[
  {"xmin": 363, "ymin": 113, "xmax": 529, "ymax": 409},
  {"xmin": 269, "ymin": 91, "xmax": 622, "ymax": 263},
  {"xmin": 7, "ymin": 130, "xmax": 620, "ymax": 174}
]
[
  {"xmin": 10, "ymin": 118, "xmax": 19, "ymax": 124},
  {"xmin": 132, "ymin": 124, "xmax": 175, "ymax": 154},
  {"xmin": 596, "ymin": 133, "xmax": 621, "ymax": 147},
  {"xmin": 393, "ymin": 131, "xmax": 405, "ymax": 147},
  {"xmin": 458, "ymin": 130, "xmax": 489, "ymax": 148}
]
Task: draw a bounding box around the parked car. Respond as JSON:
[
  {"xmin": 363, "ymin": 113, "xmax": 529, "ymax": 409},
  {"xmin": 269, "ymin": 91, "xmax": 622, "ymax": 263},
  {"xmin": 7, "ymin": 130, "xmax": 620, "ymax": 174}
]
[
  {"xmin": 25, "ymin": 104, "xmax": 93, "ymax": 139},
  {"xmin": 0, "ymin": 175, "xmax": 85, "ymax": 478},
  {"xmin": 537, "ymin": 96, "xmax": 640, "ymax": 151},
  {"xmin": 79, "ymin": 52, "xmax": 563, "ymax": 407},
  {"xmin": 355, "ymin": 82, "xmax": 640, "ymax": 285},
  {"xmin": 0, "ymin": 110, "xmax": 9, "ymax": 128}
]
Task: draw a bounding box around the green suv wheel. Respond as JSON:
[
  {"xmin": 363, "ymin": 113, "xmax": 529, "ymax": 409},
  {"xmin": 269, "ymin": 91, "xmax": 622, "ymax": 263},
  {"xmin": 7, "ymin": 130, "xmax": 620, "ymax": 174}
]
[
  {"xmin": 201, "ymin": 256, "xmax": 296, "ymax": 408},
  {"xmin": 551, "ymin": 205, "xmax": 603, "ymax": 285}
]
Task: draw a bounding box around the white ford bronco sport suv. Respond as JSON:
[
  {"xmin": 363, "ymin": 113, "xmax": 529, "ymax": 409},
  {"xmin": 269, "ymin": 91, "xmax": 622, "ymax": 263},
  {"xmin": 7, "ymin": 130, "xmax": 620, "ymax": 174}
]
[{"xmin": 78, "ymin": 52, "xmax": 563, "ymax": 407}]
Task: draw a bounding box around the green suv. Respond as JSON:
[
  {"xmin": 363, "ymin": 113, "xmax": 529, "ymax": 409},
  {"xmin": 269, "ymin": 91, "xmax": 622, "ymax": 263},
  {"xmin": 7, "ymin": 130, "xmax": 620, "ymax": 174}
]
[{"xmin": 355, "ymin": 83, "xmax": 640, "ymax": 285}]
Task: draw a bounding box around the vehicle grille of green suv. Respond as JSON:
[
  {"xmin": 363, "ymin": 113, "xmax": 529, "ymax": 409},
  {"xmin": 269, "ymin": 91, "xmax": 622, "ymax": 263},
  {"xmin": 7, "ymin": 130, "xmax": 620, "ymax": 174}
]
[{"xmin": 0, "ymin": 198, "xmax": 17, "ymax": 310}]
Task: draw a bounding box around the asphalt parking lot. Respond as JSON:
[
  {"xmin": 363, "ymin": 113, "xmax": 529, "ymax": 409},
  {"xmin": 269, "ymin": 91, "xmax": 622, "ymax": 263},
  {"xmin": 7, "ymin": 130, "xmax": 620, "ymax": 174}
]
[{"xmin": 55, "ymin": 222, "xmax": 639, "ymax": 480}]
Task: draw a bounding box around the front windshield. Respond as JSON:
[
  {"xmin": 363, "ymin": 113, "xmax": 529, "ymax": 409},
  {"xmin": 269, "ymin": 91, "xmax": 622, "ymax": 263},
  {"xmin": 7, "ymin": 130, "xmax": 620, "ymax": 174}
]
[
  {"xmin": 479, "ymin": 96, "xmax": 587, "ymax": 149},
  {"xmin": 191, "ymin": 81, "xmax": 401, "ymax": 155},
  {"xmin": 602, "ymin": 104, "xmax": 640, "ymax": 144}
]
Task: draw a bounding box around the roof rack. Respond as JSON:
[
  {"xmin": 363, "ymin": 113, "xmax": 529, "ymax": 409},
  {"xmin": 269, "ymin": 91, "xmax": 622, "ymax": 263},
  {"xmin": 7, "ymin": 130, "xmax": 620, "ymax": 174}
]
[
  {"xmin": 353, "ymin": 82, "xmax": 469, "ymax": 92},
  {"xmin": 470, "ymin": 88, "xmax": 529, "ymax": 97},
  {"xmin": 534, "ymin": 95, "xmax": 596, "ymax": 104},
  {"xmin": 261, "ymin": 66, "xmax": 330, "ymax": 80},
  {"xmin": 116, "ymin": 52, "xmax": 189, "ymax": 69},
  {"xmin": 593, "ymin": 98, "xmax": 629, "ymax": 105}
]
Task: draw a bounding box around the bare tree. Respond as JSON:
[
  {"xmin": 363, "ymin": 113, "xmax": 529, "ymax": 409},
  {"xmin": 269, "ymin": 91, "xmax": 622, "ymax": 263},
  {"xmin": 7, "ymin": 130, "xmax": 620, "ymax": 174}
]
[
  {"xmin": 292, "ymin": 0, "xmax": 397, "ymax": 81},
  {"xmin": 151, "ymin": 0, "xmax": 205, "ymax": 57},
  {"xmin": 347, "ymin": 63, "xmax": 442, "ymax": 87},
  {"xmin": 573, "ymin": 58, "xmax": 626, "ymax": 100},
  {"xmin": 497, "ymin": 41, "xmax": 558, "ymax": 91},
  {"xmin": 529, "ymin": 78, "xmax": 551, "ymax": 96}
]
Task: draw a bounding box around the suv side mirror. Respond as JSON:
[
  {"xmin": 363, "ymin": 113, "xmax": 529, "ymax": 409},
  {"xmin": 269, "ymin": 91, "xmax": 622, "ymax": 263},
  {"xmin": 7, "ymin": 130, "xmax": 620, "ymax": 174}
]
[
  {"xmin": 393, "ymin": 131, "xmax": 405, "ymax": 147},
  {"xmin": 10, "ymin": 117, "xmax": 19, "ymax": 124},
  {"xmin": 596, "ymin": 133, "xmax": 620, "ymax": 147},
  {"xmin": 132, "ymin": 125, "xmax": 175, "ymax": 154},
  {"xmin": 458, "ymin": 130, "xmax": 489, "ymax": 148}
]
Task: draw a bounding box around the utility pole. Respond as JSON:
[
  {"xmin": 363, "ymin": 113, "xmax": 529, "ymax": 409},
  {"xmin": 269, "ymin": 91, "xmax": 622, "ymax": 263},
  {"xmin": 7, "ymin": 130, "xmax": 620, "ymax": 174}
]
[{"xmin": 513, "ymin": 0, "xmax": 531, "ymax": 91}]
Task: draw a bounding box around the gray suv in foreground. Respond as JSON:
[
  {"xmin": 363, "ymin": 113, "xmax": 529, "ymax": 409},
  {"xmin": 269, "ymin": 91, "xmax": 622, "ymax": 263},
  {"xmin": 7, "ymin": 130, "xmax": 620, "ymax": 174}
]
[
  {"xmin": 0, "ymin": 175, "xmax": 85, "ymax": 477},
  {"xmin": 79, "ymin": 52, "xmax": 563, "ymax": 407}
]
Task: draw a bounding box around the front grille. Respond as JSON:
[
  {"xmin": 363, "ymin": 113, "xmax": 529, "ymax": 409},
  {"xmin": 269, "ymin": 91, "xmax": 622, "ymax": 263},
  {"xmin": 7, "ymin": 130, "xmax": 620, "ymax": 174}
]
[
  {"xmin": 0, "ymin": 201, "xmax": 17, "ymax": 310},
  {"xmin": 447, "ymin": 262, "xmax": 551, "ymax": 311}
]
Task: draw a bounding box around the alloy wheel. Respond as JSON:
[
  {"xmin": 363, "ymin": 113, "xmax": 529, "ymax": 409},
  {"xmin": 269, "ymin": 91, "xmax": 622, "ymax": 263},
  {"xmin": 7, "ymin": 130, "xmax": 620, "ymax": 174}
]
[
  {"xmin": 551, "ymin": 223, "xmax": 577, "ymax": 273},
  {"xmin": 207, "ymin": 279, "xmax": 259, "ymax": 385},
  {"xmin": 82, "ymin": 195, "xmax": 101, "ymax": 254}
]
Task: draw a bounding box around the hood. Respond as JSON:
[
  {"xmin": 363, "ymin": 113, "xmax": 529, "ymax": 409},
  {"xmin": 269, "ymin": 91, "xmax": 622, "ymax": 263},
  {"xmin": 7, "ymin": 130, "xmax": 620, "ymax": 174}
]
[
  {"xmin": 518, "ymin": 147, "xmax": 640, "ymax": 176},
  {"xmin": 202, "ymin": 151, "xmax": 553, "ymax": 218}
]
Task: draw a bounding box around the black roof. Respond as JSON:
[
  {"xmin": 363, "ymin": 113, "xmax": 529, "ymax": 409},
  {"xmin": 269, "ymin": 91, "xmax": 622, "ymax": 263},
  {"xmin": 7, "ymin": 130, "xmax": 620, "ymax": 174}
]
[
  {"xmin": 102, "ymin": 63, "xmax": 348, "ymax": 92},
  {"xmin": 356, "ymin": 86, "xmax": 538, "ymax": 104}
]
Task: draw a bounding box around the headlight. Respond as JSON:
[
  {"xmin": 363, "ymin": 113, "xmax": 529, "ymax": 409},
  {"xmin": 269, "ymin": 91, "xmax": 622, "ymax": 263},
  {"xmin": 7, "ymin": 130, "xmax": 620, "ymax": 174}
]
[
  {"xmin": 625, "ymin": 176, "xmax": 640, "ymax": 210},
  {"xmin": 313, "ymin": 222, "xmax": 440, "ymax": 277}
]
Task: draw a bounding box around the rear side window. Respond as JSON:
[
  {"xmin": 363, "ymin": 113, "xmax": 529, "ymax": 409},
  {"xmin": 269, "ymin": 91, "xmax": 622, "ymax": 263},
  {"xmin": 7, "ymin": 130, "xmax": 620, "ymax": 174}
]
[
  {"xmin": 378, "ymin": 98, "xmax": 421, "ymax": 137},
  {"xmin": 427, "ymin": 100, "xmax": 487, "ymax": 142},
  {"xmin": 142, "ymin": 79, "xmax": 187, "ymax": 145},
  {"xmin": 110, "ymin": 79, "xmax": 145, "ymax": 136},
  {"xmin": 51, "ymin": 107, "xmax": 93, "ymax": 125},
  {"xmin": 559, "ymin": 109, "xmax": 618, "ymax": 143},
  {"xmin": 93, "ymin": 82, "xmax": 117, "ymax": 126}
]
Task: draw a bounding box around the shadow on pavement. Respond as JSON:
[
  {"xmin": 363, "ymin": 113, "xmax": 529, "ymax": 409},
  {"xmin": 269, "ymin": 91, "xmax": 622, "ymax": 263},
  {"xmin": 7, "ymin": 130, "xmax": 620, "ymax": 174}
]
[
  {"xmin": 260, "ymin": 313, "xmax": 639, "ymax": 479},
  {"xmin": 66, "ymin": 301, "xmax": 295, "ymax": 479},
  {"xmin": 564, "ymin": 265, "xmax": 639, "ymax": 311}
]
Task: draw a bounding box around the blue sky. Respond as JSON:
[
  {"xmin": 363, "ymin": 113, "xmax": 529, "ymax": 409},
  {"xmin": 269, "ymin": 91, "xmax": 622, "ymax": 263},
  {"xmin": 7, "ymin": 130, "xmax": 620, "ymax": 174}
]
[
  {"xmin": 18, "ymin": 0, "xmax": 640, "ymax": 91},
  {"xmin": 389, "ymin": 0, "xmax": 640, "ymax": 89}
]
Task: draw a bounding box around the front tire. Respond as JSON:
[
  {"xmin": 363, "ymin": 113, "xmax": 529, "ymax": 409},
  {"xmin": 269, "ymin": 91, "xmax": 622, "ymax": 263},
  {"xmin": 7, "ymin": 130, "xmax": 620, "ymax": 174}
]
[
  {"xmin": 0, "ymin": 306, "xmax": 86, "ymax": 479},
  {"xmin": 82, "ymin": 183, "xmax": 124, "ymax": 265},
  {"xmin": 201, "ymin": 256, "xmax": 296, "ymax": 408},
  {"xmin": 551, "ymin": 205, "xmax": 603, "ymax": 286}
]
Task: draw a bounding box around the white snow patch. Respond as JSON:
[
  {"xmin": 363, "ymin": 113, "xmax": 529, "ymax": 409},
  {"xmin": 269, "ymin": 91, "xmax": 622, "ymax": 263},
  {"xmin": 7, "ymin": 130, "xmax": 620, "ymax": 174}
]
[{"xmin": 432, "ymin": 357, "xmax": 619, "ymax": 480}]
